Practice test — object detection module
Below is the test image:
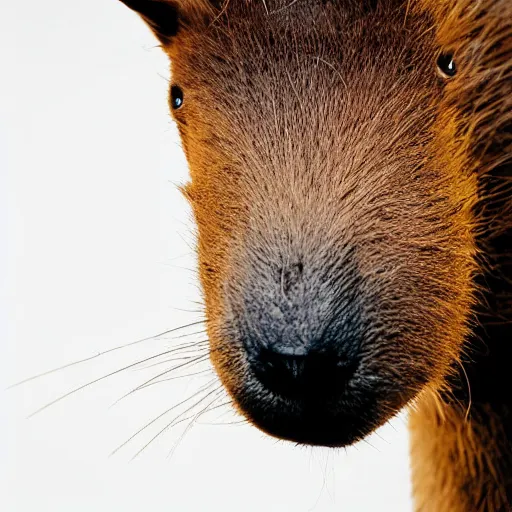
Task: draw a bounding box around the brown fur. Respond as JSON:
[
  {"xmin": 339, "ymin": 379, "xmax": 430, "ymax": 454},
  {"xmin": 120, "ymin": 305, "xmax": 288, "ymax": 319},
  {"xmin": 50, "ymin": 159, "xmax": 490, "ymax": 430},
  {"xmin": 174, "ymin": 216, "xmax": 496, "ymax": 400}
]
[
  {"xmin": 410, "ymin": 1, "xmax": 512, "ymax": 510},
  {"xmin": 118, "ymin": 0, "xmax": 511, "ymax": 509}
]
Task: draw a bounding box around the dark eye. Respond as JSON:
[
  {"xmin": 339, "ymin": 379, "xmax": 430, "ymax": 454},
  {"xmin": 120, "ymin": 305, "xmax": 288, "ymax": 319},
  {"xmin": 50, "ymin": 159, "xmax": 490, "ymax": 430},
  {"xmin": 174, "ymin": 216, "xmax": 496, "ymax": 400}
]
[
  {"xmin": 171, "ymin": 85, "xmax": 184, "ymax": 109},
  {"xmin": 437, "ymin": 52, "xmax": 457, "ymax": 78}
]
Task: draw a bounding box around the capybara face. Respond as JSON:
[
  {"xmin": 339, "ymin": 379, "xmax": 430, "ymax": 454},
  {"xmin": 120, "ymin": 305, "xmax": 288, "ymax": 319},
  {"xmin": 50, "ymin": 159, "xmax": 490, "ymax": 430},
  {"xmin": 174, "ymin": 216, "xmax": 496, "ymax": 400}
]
[{"xmin": 122, "ymin": 0, "xmax": 482, "ymax": 446}]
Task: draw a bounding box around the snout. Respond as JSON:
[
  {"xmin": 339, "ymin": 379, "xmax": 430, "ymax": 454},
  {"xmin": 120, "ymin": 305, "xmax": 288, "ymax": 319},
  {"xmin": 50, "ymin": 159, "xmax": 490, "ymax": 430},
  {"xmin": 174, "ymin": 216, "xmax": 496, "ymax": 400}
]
[
  {"xmin": 216, "ymin": 255, "xmax": 411, "ymax": 448},
  {"xmin": 205, "ymin": 190, "xmax": 460, "ymax": 447}
]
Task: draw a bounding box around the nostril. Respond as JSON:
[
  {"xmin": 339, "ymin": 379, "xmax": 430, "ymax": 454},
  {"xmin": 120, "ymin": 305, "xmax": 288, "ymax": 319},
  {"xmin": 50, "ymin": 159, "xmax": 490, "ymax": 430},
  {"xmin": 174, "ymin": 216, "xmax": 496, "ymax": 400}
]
[
  {"xmin": 252, "ymin": 345, "xmax": 359, "ymax": 399},
  {"xmin": 261, "ymin": 347, "xmax": 307, "ymax": 379}
]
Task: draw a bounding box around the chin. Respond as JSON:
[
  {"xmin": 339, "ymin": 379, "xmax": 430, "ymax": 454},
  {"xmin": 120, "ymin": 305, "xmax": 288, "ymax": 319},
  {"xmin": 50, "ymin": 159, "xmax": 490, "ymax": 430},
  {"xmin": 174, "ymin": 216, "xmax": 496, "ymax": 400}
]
[{"xmin": 223, "ymin": 369, "xmax": 419, "ymax": 448}]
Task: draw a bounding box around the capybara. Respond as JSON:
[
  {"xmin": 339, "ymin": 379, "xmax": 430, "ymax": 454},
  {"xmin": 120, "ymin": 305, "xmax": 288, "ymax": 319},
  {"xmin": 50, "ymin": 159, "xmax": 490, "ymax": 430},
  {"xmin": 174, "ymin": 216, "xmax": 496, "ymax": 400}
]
[{"xmin": 118, "ymin": 0, "xmax": 512, "ymax": 509}]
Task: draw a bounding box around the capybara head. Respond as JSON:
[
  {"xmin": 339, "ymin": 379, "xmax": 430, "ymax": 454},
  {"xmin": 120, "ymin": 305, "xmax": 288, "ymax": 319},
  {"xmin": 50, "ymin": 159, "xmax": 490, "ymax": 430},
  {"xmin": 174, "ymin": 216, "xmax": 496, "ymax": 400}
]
[{"xmin": 119, "ymin": 0, "xmax": 510, "ymax": 447}]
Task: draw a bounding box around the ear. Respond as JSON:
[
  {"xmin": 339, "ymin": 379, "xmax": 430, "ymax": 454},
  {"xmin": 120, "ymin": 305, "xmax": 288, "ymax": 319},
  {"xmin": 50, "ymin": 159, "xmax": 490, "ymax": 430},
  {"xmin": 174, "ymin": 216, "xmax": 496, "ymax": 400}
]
[{"xmin": 118, "ymin": 0, "xmax": 184, "ymax": 45}]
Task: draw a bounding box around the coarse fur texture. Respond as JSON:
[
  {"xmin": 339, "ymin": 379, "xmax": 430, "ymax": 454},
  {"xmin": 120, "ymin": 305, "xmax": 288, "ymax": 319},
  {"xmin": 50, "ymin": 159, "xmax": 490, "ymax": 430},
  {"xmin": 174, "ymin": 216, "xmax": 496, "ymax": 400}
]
[
  {"xmin": 117, "ymin": 0, "xmax": 511, "ymax": 509},
  {"xmin": 410, "ymin": 0, "xmax": 512, "ymax": 510}
]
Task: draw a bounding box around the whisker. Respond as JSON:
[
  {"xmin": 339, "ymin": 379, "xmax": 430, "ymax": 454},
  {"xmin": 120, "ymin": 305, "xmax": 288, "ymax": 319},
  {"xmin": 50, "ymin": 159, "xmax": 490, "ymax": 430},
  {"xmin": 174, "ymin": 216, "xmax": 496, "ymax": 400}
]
[
  {"xmin": 136, "ymin": 354, "xmax": 211, "ymax": 388},
  {"xmin": 195, "ymin": 402, "xmax": 247, "ymax": 426},
  {"xmin": 171, "ymin": 307, "xmax": 205, "ymax": 314},
  {"xmin": 130, "ymin": 386, "xmax": 222, "ymax": 460},
  {"xmin": 26, "ymin": 346, "xmax": 205, "ymax": 418},
  {"xmin": 111, "ymin": 354, "xmax": 210, "ymax": 405},
  {"xmin": 133, "ymin": 342, "xmax": 208, "ymax": 371},
  {"xmin": 9, "ymin": 321, "xmax": 207, "ymax": 389},
  {"xmin": 166, "ymin": 391, "xmax": 224, "ymax": 460},
  {"xmin": 111, "ymin": 379, "xmax": 218, "ymax": 457},
  {"xmin": 135, "ymin": 351, "xmax": 208, "ymax": 371},
  {"xmin": 134, "ymin": 369, "xmax": 212, "ymax": 389},
  {"xmin": 170, "ymin": 329, "xmax": 207, "ymax": 340},
  {"xmin": 361, "ymin": 438, "xmax": 380, "ymax": 452},
  {"xmin": 201, "ymin": 419, "xmax": 248, "ymax": 426},
  {"xmin": 372, "ymin": 431, "xmax": 390, "ymax": 445},
  {"xmin": 148, "ymin": 401, "xmax": 230, "ymax": 436}
]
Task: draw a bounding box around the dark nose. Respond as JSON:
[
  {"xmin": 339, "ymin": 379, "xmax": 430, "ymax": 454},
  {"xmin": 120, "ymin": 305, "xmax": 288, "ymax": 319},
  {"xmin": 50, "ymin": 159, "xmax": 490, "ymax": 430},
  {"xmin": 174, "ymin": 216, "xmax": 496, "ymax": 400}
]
[{"xmin": 250, "ymin": 345, "xmax": 359, "ymax": 399}]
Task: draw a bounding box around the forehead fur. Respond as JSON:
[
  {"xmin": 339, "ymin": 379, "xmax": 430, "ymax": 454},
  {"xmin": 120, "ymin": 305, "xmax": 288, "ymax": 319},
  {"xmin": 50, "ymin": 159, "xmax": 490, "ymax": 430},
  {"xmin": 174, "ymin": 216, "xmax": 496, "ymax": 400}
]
[
  {"xmin": 169, "ymin": 0, "xmax": 433, "ymax": 62},
  {"xmin": 168, "ymin": 0, "xmax": 438, "ymax": 139}
]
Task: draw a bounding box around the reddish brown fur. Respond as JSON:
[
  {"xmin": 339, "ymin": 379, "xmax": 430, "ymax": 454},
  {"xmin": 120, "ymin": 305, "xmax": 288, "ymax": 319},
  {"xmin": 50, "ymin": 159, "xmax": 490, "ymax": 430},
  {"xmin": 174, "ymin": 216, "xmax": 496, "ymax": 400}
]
[
  {"xmin": 118, "ymin": 0, "xmax": 511, "ymax": 509},
  {"xmin": 410, "ymin": 1, "xmax": 512, "ymax": 510}
]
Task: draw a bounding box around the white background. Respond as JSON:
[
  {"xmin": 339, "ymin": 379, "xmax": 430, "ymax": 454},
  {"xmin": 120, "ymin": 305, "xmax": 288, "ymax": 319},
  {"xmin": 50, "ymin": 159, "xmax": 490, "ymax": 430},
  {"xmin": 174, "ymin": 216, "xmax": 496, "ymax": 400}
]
[{"xmin": 1, "ymin": 1, "xmax": 413, "ymax": 510}]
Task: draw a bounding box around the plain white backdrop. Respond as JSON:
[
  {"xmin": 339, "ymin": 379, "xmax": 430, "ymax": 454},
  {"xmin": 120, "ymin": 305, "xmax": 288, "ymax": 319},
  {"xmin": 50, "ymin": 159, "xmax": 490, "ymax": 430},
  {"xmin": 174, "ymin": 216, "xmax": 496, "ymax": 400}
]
[{"xmin": 2, "ymin": 1, "xmax": 413, "ymax": 510}]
